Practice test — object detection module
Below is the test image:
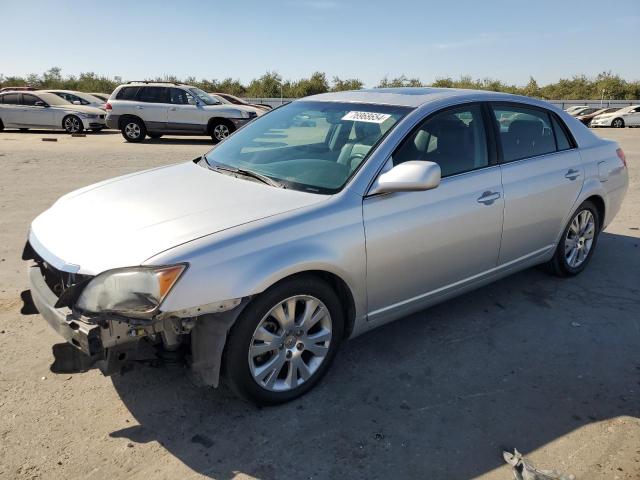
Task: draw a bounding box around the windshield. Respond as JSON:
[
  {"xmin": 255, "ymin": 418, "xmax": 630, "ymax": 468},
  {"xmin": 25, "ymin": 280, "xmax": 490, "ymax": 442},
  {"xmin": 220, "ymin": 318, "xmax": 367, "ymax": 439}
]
[
  {"xmin": 204, "ymin": 101, "xmax": 411, "ymax": 194},
  {"xmin": 189, "ymin": 88, "xmax": 219, "ymax": 105}
]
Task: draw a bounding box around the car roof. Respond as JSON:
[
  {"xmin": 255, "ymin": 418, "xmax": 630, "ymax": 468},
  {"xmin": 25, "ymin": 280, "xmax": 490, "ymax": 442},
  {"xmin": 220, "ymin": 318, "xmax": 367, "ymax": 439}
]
[
  {"xmin": 303, "ymin": 87, "xmax": 540, "ymax": 108},
  {"xmin": 119, "ymin": 82, "xmax": 190, "ymax": 88}
]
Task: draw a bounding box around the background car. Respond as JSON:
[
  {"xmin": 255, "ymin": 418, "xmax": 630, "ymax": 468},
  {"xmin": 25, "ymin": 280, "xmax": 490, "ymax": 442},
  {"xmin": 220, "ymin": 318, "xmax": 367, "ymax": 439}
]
[
  {"xmin": 89, "ymin": 93, "xmax": 110, "ymax": 102},
  {"xmin": 106, "ymin": 82, "xmax": 262, "ymax": 143},
  {"xmin": 590, "ymin": 105, "xmax": 640, "ymax": 128},
  {"xmin": 212, "ymin": 92, "xmax": 272, "ymax": 111},
  {"xmin": 564, "ymin": 105, "xmax": 588, "ymax": 115},
  {"xmin": 0, "ymin": 86, "xmax": 36, "ymax": 92},
  {"xmin": 576, "ymin": 107, "xmax": 619, "ymax": 126},
  {"xmin": 44, "ymin": 90, "xmax": 106, "ymax": 110},
  {"xmin": 0, "ymin": 91, "xmax": 106, "ymax": 133}
]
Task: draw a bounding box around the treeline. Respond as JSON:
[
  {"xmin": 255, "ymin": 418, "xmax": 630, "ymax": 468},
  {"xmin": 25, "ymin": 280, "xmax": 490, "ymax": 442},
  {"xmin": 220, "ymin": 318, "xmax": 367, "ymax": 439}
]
[{"xmin": 1, "ymin": 68, "xmax": 639, "ymax": 100}]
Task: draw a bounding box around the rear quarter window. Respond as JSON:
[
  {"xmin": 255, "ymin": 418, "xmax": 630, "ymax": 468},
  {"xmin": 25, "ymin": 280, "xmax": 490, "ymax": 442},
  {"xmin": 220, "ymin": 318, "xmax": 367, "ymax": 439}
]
[{"xmin": 116, "ymin": 87, "xmax": 139, "ymax": 101}]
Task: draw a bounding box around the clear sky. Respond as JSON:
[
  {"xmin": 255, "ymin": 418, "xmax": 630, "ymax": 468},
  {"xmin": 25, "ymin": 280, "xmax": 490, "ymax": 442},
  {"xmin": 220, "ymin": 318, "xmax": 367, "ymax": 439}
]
[{"xmin": 2, "ymin": 0, "xmax": 639, "ymax": 87}]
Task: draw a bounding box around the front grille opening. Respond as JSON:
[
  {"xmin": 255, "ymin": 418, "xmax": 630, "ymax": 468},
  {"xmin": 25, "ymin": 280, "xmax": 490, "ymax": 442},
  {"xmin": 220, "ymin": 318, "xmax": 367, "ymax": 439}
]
[{"xmin": 26, "ymin": 242, "xmax": 92, "ymax": 299}]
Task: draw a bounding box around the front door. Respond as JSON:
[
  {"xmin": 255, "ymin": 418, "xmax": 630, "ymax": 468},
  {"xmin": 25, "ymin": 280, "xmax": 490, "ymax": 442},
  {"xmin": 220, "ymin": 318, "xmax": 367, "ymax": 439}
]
[
  {"xmin": 363, "ymin": 104, "xmax": 504, "ymax": 324},
  {"xmin": 167, "ymin": 88, "xmax": 204, "ymax": 133}
]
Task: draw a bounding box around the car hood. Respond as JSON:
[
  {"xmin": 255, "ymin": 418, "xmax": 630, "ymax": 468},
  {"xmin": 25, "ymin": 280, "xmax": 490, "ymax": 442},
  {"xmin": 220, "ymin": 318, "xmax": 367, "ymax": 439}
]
[
  {"xmin": 29, "ymin": 161, "xmax": 327, "ymax": 275},
  {"xmin": 203, "ymin": 104, "xmax": 264, "ymax": 117}
]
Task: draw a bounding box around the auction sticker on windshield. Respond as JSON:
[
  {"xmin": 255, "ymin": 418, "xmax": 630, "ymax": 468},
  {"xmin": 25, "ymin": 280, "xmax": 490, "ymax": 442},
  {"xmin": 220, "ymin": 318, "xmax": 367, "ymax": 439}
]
[{"xmin": 342, "ymin": 111, "xmax": 392, "ymax": 123}]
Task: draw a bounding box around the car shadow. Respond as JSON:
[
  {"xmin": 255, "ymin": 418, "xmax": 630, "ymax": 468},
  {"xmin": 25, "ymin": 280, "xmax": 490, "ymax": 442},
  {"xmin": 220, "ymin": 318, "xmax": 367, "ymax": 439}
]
[
  {"xmin": 110, "ymin": 231, "xmax": 640, "ymax": 479},
  {"xmin": 6, "ymin": 129, "xmax": 117, "ymax": 135},
  {"xmin": 142, "ymin": 137, "xmax": 216, "ymax": 146}
]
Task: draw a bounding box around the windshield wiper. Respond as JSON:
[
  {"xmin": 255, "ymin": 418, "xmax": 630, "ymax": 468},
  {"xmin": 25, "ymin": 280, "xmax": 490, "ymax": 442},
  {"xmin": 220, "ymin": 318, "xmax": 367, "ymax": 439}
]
[{"xmin": 210, "ymin": 162, "xmax": 284, "ymax": 188}]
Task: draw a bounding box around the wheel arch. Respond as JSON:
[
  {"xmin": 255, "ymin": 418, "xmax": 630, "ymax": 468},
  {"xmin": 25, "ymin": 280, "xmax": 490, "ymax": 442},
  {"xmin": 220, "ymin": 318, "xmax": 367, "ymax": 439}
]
[
  {"xmin": 118, "ymin": 114, "xmax": 145, "ymax": 130},
  {"xmin": 207, "ymin": 116, "xmax": 235, "ymax": 133},
  {"xmin": 259, "ymin": 270, "xmax": 357, "ymax": 340}
]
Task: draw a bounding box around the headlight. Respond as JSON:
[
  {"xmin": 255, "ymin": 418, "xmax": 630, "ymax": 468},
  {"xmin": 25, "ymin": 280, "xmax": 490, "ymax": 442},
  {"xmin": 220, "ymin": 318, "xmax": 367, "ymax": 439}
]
[
  {"xmin": 76, "ymin": 112, "xmax": 98, "ymax": 119},
  {"xmin": 76, "ymin": 264, "xmax": 186, "ymax": 319}
]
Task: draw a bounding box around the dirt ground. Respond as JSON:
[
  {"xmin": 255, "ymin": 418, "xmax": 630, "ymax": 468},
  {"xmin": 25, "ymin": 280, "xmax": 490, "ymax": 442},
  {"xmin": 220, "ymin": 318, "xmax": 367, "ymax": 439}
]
[{"xmin": 0, "ymin": 128, "xmax": 638, "ymax": 480}]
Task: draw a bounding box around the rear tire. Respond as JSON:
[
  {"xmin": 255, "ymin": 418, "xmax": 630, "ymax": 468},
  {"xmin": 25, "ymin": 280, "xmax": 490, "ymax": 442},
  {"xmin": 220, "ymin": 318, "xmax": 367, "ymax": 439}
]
[
  {"xmin": 611, "ymin": 118, "xmax": 624, "ymax": 128},
  {"xmin": 209, "ymin": 119, "xmax": 235, "ymax": 144},
  {"xmin": 120, "ymin": 117, "xmax": 146, "ymax": 143},
  {"xmin": 63, "ymin": 115, "xmax": 83, "ymax": 134},
  {"xmin": 224, "ymin": 275, "xmax": 344, "ymax": 405},
  {"xmin": 546, "ymin": 200, "xmax": 600, "ymax": 277}
]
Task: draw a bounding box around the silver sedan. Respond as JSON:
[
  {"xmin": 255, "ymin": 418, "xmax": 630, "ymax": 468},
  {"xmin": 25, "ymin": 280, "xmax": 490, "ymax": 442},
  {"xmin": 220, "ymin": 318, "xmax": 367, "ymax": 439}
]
[{"xmin": 25, "ymin": 88, "xmax": 628, "ymax": 404}]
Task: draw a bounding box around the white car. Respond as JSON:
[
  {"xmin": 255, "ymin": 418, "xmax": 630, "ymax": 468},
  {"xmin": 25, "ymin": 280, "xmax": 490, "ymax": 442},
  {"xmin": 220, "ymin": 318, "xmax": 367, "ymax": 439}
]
[
  {"xmin": 0, "ymin": 91, "xmax": 106, "ymax": 133},
  {"xmin": 565, "ymin": 105, "xmax": 589, "ymax": 115},
  {"xmin": 44, "ymin": 90, "xmax": 106, "ymax": 110},
  {"xmin": 89, "ymin": 93, "xmax": 110, "ymax": 102},
  {"xmin": 590, "ymin": 105, "xmax": 640, "ymax": 128},
  {"xmin": 105, "ymin": 82, "xmax": 263, "ymax": 143}
]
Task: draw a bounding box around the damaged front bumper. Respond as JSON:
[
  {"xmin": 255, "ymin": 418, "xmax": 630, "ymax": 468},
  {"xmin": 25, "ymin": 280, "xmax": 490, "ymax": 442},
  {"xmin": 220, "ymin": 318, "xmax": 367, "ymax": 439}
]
[{"xmin": 28, "ymin": 264, "xmax": 146, "ymax": 375}]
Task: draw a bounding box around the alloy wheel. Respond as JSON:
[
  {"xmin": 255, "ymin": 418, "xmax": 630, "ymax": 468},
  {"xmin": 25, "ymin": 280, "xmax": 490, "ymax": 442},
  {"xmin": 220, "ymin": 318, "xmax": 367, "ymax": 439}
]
[
  {"xmin": 565, "ymin": 209, "xmax": 595, "ymax": 268},
  {"xmin": 213, "ymin": 124, "xmax": 230, "ymax": 141},
  {"xmin": 64, "ymin": 116, "xmax": 81, "ymax": 133},
  {"xmin": 125, "ymin": 122, "xmax": 141, "ymax": 139},
  {"xmin": 248, "ymin": 295, "xmax": 332, "ymax": 392}
]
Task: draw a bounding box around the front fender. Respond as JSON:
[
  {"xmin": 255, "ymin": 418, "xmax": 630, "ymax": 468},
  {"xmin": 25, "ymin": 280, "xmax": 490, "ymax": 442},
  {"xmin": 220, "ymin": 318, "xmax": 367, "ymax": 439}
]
[{"xmin": 148, "ymin": 192, "xmax": 367, "ymax": 323}]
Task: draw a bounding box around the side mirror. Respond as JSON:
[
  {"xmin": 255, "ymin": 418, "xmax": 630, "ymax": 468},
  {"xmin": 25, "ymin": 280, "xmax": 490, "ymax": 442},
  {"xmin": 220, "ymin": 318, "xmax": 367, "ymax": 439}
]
[
  {"xmin": 369, "ymin": 161, "xmax": 441, "ymax": 195},
  {"xmin": 34, "ymin": 101, "xmax": 47, "ymax": 107},
  {"xmin": 72, "ymin": 100, "xmax": 81, "ymax": 105}
]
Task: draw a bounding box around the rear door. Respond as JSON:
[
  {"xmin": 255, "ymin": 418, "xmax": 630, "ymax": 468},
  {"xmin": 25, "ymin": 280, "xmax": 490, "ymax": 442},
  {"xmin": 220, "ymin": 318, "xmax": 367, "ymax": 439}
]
[
  {"xmin": 135, "ymin": 87, "xmax": 169, "ymax": 131},
  {"xmin": 21, "ymin": 93, "xmax": 55, "ymax": 127},
  {"xmin": 491, "ymin": 103, "xmax": 584, "ymax": 265},
  {"xmin": 0, "ymin": 93, "xmax": 23, "ymax": 126}
]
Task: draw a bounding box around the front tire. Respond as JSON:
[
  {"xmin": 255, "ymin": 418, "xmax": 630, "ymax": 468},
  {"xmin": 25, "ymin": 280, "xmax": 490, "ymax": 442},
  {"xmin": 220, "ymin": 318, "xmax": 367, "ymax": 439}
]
[
  {"xmin": 546, "ymin": 200, "xmax": 600, "ymax": 277},
  {"xmin": 611, "ymin": 118, "xmax": 625, "ymax": 128},
  {"xmin": 120, "ymin": 118, "xmax": 146, "ymax": 143},
  {"xmin": 209, "ymin": 120, "xmax": 235, "ymax": 144},
  {"xmin": 63, "ymin": 115, "xmax": 83, "ymax": 134},
  {"xmin": 224, "ymin": 275, "xmax": 344, "ymax": 405}
]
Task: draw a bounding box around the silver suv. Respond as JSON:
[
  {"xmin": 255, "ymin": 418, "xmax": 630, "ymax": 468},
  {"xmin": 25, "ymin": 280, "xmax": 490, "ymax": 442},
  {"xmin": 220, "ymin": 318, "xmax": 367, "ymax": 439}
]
[{"xmin": 105, "ymin": 82, "xmax": 261, "ymax": 143}]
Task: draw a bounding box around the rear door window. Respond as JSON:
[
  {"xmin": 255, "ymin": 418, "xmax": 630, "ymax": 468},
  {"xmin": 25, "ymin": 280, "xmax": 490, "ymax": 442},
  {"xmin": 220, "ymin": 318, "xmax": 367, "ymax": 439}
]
[
  {"xmin": 138, "ymin": 87, "xmax": 169, "ymax": 103},
  {"xmin": 491, "ymin": 105, "xmax": 556, "ymax": 162}
]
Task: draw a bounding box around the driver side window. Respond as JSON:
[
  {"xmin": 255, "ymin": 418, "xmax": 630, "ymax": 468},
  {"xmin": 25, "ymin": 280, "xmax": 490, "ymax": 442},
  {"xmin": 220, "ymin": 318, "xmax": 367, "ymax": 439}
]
[{"xmin": 393, "ymin": 105, "xmax": 489, "ymax": 177}]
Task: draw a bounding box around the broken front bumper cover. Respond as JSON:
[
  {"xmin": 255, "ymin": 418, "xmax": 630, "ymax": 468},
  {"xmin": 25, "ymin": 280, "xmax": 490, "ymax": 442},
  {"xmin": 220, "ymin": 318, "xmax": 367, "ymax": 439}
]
[{"xmin": 28, "ymin": 264, "xmax": 142, "ymax": 375}]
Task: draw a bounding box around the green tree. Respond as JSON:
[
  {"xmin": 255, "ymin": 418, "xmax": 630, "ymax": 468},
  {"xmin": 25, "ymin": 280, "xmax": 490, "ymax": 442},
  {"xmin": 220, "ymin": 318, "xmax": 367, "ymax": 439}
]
[{"xmin": 331, "ymin": 77, "xmax": 364, "ymax": 91}]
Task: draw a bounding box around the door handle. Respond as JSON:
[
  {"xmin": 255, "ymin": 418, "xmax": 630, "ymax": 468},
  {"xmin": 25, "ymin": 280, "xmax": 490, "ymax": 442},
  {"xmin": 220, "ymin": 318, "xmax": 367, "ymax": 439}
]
[
  {"xmin": 169, "ymin": 107, "xmax": 177, "ymax": 111},
  {"xmin": 477, "ymin": 191, "xmax": 501, "ymax": 205},
  {"xmin": 565, "ymin": 169, "xmax": 580, "ymax": 180}
]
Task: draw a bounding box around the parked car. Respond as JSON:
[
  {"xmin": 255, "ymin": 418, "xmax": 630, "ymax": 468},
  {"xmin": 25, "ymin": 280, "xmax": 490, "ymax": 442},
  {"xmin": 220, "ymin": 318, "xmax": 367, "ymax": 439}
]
[
  {"xmin": 25, "ymin": 88, "xmax": 628, "ymax": 404},
  {"xmin": 590, "ymin": 105, "xmax": 640, "ymax": 128},
  {"xmin": 44, "ymin": 90, "xmax": 106, "ymax": 110},
  {"xmin": 105, "ymin": 82, "xmax": 263, "ymax": 143},
  {"xmin": 89, "ymin": 93, "xmax": 110, "ymax": 102},
  {"xmin": 212, "ymin": 92, "xmax": 272, "ymax": 111},
  {"xmin": 0, "ymin": 91, "xmax": 106, "ymax": 133},
  {"xmin": 576, "ymin": 107, "xmax": 619, "ymax": 126},
  {"xmin": 0, "ymin": 86, "xmax": 36, "ymax": 92},
  {"xmin": 564, "ymin": 105, "xmax": 588, "ymax": 115},
  {"xmin": 209, "ymin": 93, "xmax": 266, "ymax": 117}
]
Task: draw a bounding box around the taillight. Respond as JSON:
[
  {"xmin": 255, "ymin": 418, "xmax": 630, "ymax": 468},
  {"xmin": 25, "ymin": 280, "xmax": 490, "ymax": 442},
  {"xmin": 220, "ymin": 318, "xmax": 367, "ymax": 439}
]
[
  {"xmin": 616, "ymin": 148, "xmax": 627, "ymax": 168},
  {"xmin": 105, "ymin": 102, "xmax": 112, "ymax": 111}
]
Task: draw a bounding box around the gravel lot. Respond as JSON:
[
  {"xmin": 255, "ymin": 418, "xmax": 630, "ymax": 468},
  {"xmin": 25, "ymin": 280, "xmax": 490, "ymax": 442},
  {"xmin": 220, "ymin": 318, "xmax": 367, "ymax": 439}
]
[{"xmin": 0, "ymin": 128, "xmax": 638, "ymax": 480}]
